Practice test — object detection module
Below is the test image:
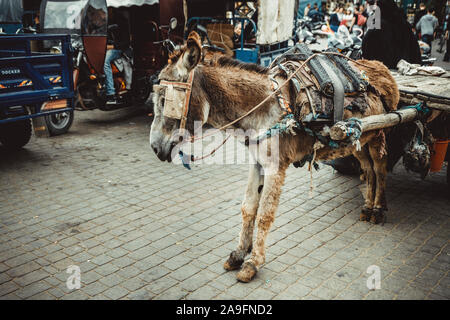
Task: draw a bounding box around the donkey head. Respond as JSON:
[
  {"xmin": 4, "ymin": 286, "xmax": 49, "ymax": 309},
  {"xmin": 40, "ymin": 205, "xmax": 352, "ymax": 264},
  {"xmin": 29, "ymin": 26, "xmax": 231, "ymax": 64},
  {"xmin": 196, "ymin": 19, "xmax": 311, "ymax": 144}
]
[{"xmin": 150, "ymin": 32, "xmax": 203, "ymax": 162}]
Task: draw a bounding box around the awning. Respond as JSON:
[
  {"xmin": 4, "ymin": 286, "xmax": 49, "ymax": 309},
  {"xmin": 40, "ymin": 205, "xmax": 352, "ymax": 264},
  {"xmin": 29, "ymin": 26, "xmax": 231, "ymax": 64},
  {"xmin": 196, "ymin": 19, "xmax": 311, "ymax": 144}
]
[
  {"xmin": 106, "ymin": 0, "xmax": 158, "ymax": 8},
  {"xmin": 257, "ymin": 0, "xmax": 295, "ymax": 44},
  {"xmin": 0, "ymin": 0, "xmax": 23, "ymax": 23}
]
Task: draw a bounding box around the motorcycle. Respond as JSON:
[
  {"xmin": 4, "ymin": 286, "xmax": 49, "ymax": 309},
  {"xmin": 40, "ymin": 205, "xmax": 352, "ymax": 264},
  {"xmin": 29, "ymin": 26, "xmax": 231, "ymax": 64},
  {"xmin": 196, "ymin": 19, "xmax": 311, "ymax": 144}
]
[
  {"xmin": 295, "ymin": 18, "xmax": 318, "ymax": 44},
  {"xmin": 304, "ymin": 15, "xmax": 327, "ymax": 33},
  {"xmin": 73, "ymin": 28, "xmax": 152, "ymax": 111},
  {"xmin": 40, "ymin": 0, "xmax": 185, "ymax": 113},
  {"xmin": 327, "ymin": 25, "xmax": 362, "ymax": 60}
]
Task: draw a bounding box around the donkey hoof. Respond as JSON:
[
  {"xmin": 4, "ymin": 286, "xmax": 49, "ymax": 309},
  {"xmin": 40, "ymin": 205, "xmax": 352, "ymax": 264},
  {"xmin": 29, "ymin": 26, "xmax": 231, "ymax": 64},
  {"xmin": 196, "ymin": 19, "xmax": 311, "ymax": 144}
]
[
  {"xmin": 360, "ymin": 206, "xmax": 372, "ymax": 222},
  {"xmin": 370, "ymin": 208, "xmax": 385, "ymax": 225},
  {"xmin": 223, "ymin": 251, "xmax": 244, "ymax": 271},
  {"xmin": 236, "ymin": 261, "xmax": 257, "ymax": 283}
]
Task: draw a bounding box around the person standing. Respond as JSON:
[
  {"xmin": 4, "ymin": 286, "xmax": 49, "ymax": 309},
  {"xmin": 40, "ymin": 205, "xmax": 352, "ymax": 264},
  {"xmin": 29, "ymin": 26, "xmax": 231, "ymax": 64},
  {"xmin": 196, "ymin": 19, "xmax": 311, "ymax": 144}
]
[
  {"xmin": 414, "ymin": 2, "xmax": 427, "ymax": 29},
  {"xmin": 416, "ymin": 8, "xmax": 439, "ymax": 50},
  {"xmin": 103, "ymin": 10, "xmax": 131, "ymax": 105},
  {"xmin": 329, "ymin": 7, "xmax": 341, "ymax": 32},
  {"xmin": 444, "ymin": 13, "xmax": 449, "ymax": 61},
  {"xmin": 304, "ymin": 3, "xmax": 311, "ymax": 17}
]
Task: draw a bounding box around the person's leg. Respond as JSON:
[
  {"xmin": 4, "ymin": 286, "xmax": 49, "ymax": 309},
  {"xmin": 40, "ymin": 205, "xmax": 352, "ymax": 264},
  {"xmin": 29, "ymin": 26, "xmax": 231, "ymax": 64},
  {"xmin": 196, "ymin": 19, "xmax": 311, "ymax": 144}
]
[
  {"xmin": 104, "ymin": 49, "xmax": 122, "ymax": 97},
  {"xmin": 444, "ymin": 37, "xmax": 450, "ymax": 61},
  {"xmin": 422, "ymin": 34, "xmax": 432, "ymax": 50},
  {"xmin": 122, "ymin": 57, "xmax": 132, "ymax": 91}
]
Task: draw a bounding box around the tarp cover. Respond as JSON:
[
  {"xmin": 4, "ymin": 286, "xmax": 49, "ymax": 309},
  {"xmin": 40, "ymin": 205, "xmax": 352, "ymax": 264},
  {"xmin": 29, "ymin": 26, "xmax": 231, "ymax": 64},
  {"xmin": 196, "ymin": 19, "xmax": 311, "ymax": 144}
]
[
  {"xmin": 42, "ymin": 0, "xmax": 88, "ymax": 32},
  {"xmin": 106, "ymin": 0, "xmax": 158, "ymax": 7},
  {"xmin": 297, "ymin": 0, "xmax": 322, "ymax": 18},
  {"xmin": 0, "ymin": 0, "xmax": 23, "ymax": 23},
  {"xmin": 257, "ymin": 0, "xmax": 295, "ymax": 44}
]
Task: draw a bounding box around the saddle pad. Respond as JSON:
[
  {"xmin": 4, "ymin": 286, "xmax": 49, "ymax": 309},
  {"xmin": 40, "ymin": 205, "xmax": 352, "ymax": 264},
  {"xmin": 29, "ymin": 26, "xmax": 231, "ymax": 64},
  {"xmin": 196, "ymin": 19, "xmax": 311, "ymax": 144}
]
[{"xmin": 270, "ymin": 44, "xmax": 369, "ymax": 123}]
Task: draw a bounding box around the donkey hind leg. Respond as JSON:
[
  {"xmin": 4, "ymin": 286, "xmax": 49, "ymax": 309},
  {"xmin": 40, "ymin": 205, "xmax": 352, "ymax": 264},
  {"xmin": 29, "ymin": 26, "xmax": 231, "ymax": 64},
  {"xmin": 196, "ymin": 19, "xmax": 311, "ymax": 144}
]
[
  {"xmin": 368, "ymin": 141, "xmax": 388, "ymax": 225},
  {"xmin": 236, "ymin": 165, "xmax": 287, "ymax": 282},
  {"xmin": 352, "ymin": 146, "xmax": 376, "ymax": 222},
  {"xmin": 224, "ymin": 163, "xmax": 264, "ymax": 271}
]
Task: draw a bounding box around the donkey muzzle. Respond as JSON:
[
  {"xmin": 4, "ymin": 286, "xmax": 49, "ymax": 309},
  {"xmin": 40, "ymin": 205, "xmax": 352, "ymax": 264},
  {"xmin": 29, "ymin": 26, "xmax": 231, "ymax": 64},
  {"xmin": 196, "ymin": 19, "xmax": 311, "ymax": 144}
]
[{"xmin": 151, "ymin": 140, "xmax": 176, "ymax": 162}]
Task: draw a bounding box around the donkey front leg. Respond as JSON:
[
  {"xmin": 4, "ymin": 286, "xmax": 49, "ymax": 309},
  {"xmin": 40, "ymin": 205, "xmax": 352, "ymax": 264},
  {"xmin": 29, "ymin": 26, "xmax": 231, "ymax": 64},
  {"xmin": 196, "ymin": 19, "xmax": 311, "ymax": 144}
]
[
  {"xmin": 236, "ymin": 165, "xmax": 287, "ymax": 282},
  {"xmin": 224, "ymin": 163, "xmax": 264, "ymax": 271}
]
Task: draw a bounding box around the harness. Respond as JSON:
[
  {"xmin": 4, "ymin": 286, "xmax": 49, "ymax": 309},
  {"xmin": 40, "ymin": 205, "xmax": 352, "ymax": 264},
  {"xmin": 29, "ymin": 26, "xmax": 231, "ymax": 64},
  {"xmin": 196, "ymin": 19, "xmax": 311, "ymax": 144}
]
[{"xmin": 158, "ymin": 49, "xmax": 379, "ymax": 170}]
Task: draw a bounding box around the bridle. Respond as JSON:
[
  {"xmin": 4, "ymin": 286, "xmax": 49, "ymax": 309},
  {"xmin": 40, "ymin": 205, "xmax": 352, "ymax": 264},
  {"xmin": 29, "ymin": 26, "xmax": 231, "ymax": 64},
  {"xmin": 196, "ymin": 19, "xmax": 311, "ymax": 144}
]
[
  {"xmin": 159, "ymin": 69, "xmax": 195, "ymax": 131},
  {"xmin": 157, "ymin": 68, "xmax": 231, "ymax": 168}
]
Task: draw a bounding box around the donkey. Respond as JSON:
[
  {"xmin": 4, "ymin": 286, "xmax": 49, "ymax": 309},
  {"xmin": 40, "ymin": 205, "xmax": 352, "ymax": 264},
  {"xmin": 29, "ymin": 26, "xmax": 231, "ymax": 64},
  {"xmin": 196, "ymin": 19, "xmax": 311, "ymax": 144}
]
[{"xmin": 150, "ymin": 32, "xmax": 399, "ymax": 282}]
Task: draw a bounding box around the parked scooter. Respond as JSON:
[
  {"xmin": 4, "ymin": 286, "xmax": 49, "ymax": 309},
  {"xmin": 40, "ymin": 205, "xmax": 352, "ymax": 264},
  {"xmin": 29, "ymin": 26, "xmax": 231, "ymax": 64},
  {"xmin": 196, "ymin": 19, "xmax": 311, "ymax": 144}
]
[
  {"xmin": 418, "ymin": 40, "xmax": 436, "ymax": 66},
  {"xmin": 296, "ymin": 18, "xmax": 317, "ymax": 44},
  {"xmin": 327, "ymin": 25, "xmax": 362, "ymax": 60},
  {"xmin": 74, "ymin": 28, "xmax": 151, "ymax": 111},
  {"xmin": 299, "ymin": 15, "xmax": 327, "ymax": 36}
]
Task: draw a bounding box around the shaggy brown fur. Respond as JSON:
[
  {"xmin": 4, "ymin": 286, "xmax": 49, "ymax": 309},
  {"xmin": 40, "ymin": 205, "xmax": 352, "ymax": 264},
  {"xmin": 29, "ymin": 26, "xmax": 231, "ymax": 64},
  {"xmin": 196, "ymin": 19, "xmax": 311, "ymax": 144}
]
[{"xmin": 150, "ymin": 32, "xmax": 400, "ymax": 282}]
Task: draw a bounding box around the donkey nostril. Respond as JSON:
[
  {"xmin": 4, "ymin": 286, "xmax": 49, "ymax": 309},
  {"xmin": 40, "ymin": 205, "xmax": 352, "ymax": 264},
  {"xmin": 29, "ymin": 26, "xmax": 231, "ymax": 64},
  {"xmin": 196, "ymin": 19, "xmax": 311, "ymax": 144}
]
[{"xmin": 153, "ymin": 147, "xmax": 158, "ymax": 154}]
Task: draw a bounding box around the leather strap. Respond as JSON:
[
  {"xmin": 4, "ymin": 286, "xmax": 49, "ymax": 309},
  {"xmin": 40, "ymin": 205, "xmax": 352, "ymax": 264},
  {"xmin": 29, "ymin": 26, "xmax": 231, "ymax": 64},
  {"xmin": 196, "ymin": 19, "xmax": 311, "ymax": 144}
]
[{"xmin": 159, "ymin": 69, "xmax": 195, "ymax": 130}]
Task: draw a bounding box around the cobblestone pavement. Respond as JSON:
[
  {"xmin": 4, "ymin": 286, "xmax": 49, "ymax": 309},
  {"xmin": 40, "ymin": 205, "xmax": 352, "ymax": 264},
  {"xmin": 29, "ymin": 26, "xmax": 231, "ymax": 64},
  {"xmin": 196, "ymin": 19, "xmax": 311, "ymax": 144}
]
[{"xmin": 0, "ymin": 106, "xmax": 449, "ymax": 300}]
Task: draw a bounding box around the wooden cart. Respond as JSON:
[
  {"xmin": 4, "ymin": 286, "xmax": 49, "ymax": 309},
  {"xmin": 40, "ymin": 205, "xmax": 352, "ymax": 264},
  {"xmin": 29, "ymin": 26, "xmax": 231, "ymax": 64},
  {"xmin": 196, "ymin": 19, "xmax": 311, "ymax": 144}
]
[
  {"xmin": 329, "ymin": 71, "xmax": 450, "ymax": 182},
  {"xmin": 391, "ymin": 71, "xmax": 450, "ymax": 113}
]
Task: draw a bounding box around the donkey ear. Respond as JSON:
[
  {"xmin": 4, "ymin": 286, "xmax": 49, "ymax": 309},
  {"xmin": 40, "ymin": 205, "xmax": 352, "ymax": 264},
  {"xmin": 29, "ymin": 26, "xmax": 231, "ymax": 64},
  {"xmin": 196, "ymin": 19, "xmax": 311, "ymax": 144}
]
[{"xmin": 182, "ymin": 31, "xmax": 202, "ymax": 71}]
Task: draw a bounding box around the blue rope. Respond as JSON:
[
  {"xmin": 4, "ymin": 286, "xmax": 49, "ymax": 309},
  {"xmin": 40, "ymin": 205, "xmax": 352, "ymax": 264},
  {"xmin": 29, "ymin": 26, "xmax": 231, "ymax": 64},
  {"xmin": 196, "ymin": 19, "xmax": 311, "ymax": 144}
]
[
  {"xmin": 178, "ymin": 150, "xmax": 192, "ymax": 170},
  {"xmin": 400, "ymin": 102, "xmax": 430, "ymax": 116}
]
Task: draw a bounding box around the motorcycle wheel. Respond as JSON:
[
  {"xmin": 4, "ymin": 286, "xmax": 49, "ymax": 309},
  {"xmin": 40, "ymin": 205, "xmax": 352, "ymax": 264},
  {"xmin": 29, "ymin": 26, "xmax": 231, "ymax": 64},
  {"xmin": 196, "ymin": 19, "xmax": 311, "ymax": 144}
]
[
  {"xmin": 133, "ymin": 78, "xmax": 152, "ymax": 105},
  {"xmin": 45, "ymin": 111, "xmax": 74, "ymax": 136},
  {"xmin": 0, "ymin": 119, "xmax": 32, "ymax": 150}
]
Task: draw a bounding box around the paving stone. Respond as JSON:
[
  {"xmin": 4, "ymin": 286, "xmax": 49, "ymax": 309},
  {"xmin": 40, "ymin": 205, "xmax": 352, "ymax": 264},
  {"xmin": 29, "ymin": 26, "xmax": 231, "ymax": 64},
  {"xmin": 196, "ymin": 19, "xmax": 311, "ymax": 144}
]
[
  {"xmin": 102, "ymin": 286, "xmax": 129, "ymax": 300},
  {"xmin": 169, "ymin": 264, "xmax": 201, "ymax": 282},
  {"xmin": 6, "ymin": 261, "xmax": 41, "ymax": 278},
  {"xmin": 15, "ymin": 281, "xmax": 52, "ymax": 299},
  {"xmin": 284, "ymin": 282, "xmax": 312, "ymax": 298},
  {"xmin": 14, "ymin": 270, "xmax": 50, "ymax": 287},
  {"xmin": 98, "ymin": 273, "xmax": 124, "ymax": 287},
  {"xmin": 121, "ymin": 278, "xmax": 147, "ymax": 292},
  {"xmin": 187, "ymin": 285, "xmax": 221, "ymax": 300},
  {"xmin": 162, "ymin": 254, "xmax": 192, "ymax": 271},
  {"xmin": 82, "ymin": 282, "xmax": 109, "ymax": 297},
  {"xmin": 311, "ymin": 285, "xmax": 339, "ymax": 299},
  {"xmin": 154, "ymin": 285, "xmax": 188, "ymax": 300},
  {"xmin": 0, "ymin": 281, "xmax": 19, "ymax": 296}
]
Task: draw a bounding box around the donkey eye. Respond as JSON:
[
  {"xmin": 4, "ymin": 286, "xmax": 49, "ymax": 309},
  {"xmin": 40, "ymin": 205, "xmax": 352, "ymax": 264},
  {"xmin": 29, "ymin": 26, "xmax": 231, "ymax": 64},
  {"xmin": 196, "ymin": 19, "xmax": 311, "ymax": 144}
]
[{"xmin": 160, "ymin": 97, "xmax": 165, "ymax": 106}]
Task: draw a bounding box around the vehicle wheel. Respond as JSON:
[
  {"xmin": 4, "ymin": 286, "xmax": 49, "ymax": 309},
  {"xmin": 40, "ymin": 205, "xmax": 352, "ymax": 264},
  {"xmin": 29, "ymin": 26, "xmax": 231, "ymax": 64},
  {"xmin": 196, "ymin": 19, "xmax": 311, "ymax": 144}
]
[
  {"xmin": 447, "ymin": 163, "xmax": 449, "ymax": 185},
  {"xmin": 0, "ymin": 119, "xmax": 32, "ymax": 150},
  {"xmin": 134, "ymin": 79, "xmax": 152, "ymax": 105},
  {"xmin": 45, "ymin": 111, "xmax": 74, "ymax": 136}
]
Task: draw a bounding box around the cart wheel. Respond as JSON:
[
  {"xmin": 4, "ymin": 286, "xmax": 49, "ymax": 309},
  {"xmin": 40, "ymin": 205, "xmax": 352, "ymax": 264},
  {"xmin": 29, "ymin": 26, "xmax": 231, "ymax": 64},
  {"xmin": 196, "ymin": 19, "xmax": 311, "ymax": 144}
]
[
  {"xmin": 0, "ymin": 119, "xmax": 32, "ymax": 150},
  {"xmin": 325, "ymin": 155, "xmax": 361, "ymax": 175},
  {"xmin": 45, "ymin": 111, "xmax": 74, "ymax": 136}
]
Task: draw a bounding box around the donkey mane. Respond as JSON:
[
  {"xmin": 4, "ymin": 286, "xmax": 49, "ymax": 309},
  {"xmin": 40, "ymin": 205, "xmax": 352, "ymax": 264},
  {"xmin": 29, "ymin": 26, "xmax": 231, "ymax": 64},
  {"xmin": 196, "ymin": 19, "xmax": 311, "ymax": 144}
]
[
  {"xmin": 168, "ymin": 41, "xmax": 268, "ymax": 76},
  {"xmin": 208, "ymin": 55, "xmax": 269, "ymax": 75}
]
